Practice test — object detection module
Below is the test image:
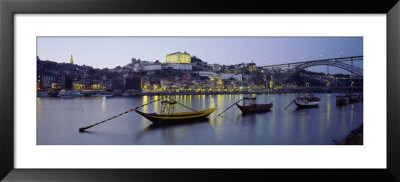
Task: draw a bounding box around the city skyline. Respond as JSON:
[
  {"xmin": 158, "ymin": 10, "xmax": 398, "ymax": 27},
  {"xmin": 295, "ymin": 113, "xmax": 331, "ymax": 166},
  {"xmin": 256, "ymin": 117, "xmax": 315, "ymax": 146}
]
[{"xmin": 37, "ymin": 37, "xmax": 363, "ymax": 73}]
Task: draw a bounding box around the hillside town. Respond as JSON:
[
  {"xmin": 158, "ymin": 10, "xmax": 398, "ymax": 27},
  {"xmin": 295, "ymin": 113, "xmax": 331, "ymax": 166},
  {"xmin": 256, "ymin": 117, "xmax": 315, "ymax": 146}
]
[{"xmin": 37, "ymin": 52, "xmax": 361, "ymax": 97}]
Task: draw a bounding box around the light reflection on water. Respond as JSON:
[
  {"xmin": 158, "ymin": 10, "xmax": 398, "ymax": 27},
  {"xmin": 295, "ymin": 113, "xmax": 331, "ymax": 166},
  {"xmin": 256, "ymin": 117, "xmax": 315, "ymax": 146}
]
[{"xmin": 37, "ymin": 93, "xmax": 363, "ymax": 145}]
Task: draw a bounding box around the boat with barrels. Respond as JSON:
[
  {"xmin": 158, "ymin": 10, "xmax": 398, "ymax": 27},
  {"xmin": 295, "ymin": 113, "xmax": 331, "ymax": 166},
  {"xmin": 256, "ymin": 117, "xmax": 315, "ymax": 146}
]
[
  {"xmin": 79, "ymin": 96, "xmax": 216, "ymax": 132},
  {"xmin": 235, "ymin": 96, "xmax": 273, "ymax": 113},
  {"xmin": 134, "ymin": 99, "xmax": 216, "ymax": 124}
]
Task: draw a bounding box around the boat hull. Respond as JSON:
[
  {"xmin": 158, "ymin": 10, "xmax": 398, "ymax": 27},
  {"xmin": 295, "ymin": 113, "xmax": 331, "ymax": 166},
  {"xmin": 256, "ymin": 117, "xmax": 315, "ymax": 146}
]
[
  {"xmin": 336, "ymin": 100, "xmax": 348, "ymax": 106},
  {"xmin": 236, "ymin": 102, "xmax": 273, "ymax": 113},
  {"xmin": 307, "ymin": 97, "xmax": 321, "ymax": 102},
  {"xmin": 134, "ymin": 106, "xmax": 216, "ymax": 124},
  {"xmin": 349, "ymin": 97, "xmax": 362, "ymax": 103},
  {"xmin": 294, "ymin": 99, "xmax": 319, "ymax": 109}
]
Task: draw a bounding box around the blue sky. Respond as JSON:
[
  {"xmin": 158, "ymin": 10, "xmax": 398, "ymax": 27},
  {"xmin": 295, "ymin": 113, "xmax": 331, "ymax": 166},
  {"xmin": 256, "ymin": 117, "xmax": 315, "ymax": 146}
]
[{"xmin": 37, "ymin": 37, "xmax": 363, "ymax": 74}]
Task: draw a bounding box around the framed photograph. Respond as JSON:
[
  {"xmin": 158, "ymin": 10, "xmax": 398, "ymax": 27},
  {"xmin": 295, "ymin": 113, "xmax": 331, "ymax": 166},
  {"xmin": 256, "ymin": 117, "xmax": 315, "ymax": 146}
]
[{"xmin": 1, "ymin": 0, "xmax": 399, "ymax": 181}]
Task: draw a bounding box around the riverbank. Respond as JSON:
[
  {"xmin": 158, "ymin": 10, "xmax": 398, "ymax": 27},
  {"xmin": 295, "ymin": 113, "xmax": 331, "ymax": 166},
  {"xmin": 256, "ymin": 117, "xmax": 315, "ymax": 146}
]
[
  {"xmin": 38, "ymin": 91, "xmax": 363, "ymax": 98},
  {"xmin": 335, "ymin": 124, "xmax": 363, "ymax": 145},
  {"xmin": 123, "ymin": 89, "xmax": 362, "ymax": 96},
  {"xmin": 38, "ymin": 87, "xmax": 363, "ymax": 98},
  {"xmin": 138, "ymin": 88, "xmax": 362, "ymax": 96}
]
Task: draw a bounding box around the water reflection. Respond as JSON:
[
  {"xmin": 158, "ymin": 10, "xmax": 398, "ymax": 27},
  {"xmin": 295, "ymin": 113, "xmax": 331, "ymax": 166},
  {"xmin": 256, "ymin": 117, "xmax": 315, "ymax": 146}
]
[
  {"xmin": 37, "ymin": 93, "xmax": 363, "ymax": 145},
  {"xmin": 141, "ymin": 96, "xmax": 149, "ymax": 127},
  {"xmin": 136, "ymin": 118, "xmax": 212, "ymax": 144}
]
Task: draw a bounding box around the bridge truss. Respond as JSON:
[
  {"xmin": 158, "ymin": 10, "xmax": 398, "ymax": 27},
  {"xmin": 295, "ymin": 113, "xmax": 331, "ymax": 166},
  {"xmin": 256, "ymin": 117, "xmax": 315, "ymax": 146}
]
[{"xmin": 260, "ymin": 56, "xmax": 363, "ymax": 77}]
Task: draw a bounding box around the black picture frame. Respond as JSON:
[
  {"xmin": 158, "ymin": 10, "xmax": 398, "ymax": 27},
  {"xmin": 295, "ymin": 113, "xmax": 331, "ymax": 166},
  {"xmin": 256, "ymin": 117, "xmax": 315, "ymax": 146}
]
[{"xmin": 1, "ymin": 0, "xmax": 399, "ymax": 181}]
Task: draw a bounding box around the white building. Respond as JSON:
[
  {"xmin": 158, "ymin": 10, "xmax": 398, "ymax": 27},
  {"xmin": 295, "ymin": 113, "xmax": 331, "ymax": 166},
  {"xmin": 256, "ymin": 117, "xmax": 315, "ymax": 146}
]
[
  {"xmin": 141, "ymin": 61, "xmax": 154, "ymax": 66},
  {"xmin": 199, "ymin": 71, "xmax": 217, "ymax": 78},
  {"xmin": 129, "ymin": 63, "xmax": 141, "ymax": 72},
  {"xmin": 127, "ymin": 58, "xmax": 155, "ymax": 72},
  {"xmin": 220, "ymin": 73, "xmax": 242, "ymax": 81},
  {"xmin": 210, "ymin": 64, "xmax": 221, "ymax": 71},
  {"xmin": 163, "ymin": 63, "xmax": 192, "ymax": 71},
  {"xmin": 41, "ymin": 75, "xmax": 56, "ymax": 88},
  {"xmin": 142, "ymin": 64, "xmax": 162, "ymax": 72}
]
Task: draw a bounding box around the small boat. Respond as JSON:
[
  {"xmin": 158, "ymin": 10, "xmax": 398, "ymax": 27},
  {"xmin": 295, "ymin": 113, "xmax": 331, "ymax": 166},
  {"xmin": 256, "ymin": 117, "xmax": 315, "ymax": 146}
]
[
  {"xmin": 134, "ymin": 107, "xmax": 216, "ymax": 124},
  {"xmin": 101, "ymin": 93, "xmax": 114, "ymax": 97},
  {"xmin": 306, "ymin": 94, "xmax": 321, "ymax": 102},
  {"xmin": 348, "ymin": 94, "xmax": 362, "ymax": 103},
  {"xmin": 91, "ymin": 93, "xmax": 113, "ymax": 97},
  {"xmin": 336, "ymin": 95, "xmax": 348, "ymax": 106},
  {"xmin": 90, "ymin": 93, "xmax": 102, "ymax": 97},
  {"xmin": 58, "ymin": 90, "xmax": 84, "ymax": 97},
  {"xmin": 37, "ymin": 91, "xmax": 49, "ymax": 97},
  {"xmin": 235, "ymin": 96, "xmax": 273, "ymax": 113},
  {"xmin": 357, "ymin": 94, "xmax": 363, "ymax": 101},
  {"xmin": 134, "ymin": 99, "xmax": 216, "ymax": 124},
  {"xmin": 294, "ymin": 97, "xmax": 319, "ymax": 108}
]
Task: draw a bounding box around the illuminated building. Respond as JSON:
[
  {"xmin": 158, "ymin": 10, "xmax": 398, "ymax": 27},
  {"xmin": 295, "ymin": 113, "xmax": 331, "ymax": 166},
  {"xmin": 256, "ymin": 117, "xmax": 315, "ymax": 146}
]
[
  {"xmin": 269, "ymin": 75, "xmax": 274, "ymax": 89},
  {"xmin": 91, "ymin": 84, "xmax": 103, "ymax": 90},
  {"xmin": 166, "ymin": 52, "xmax": 191, "ymax": 64},
  {"xmin": 41, "ymin": 75, "xmax": 56, "ymax": 88},
  {"xmin": 73, "ymin": 83, "xmax": 85, "ymax": 90},
  {"xmin": 248, "ymin": 65, "xmax": 257, "ymax": 72},
  {"xmin": 70, "ymin": 54, "xmax": 74, "ymax": 64}
]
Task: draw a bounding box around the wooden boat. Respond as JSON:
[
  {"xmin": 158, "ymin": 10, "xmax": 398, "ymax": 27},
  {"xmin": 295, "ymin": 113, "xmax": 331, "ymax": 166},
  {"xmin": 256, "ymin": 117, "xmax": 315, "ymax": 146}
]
[
  {"xmin": 235, "ymin": 103, "xmax": 273, "ymax": 113},
  {"xmin": 134, "ymin": 106, "xmax": 216, "ymax": 124},
  {"xmin": 347, "ymin": 94, "xmax": 362, "ymax": 103},
  {"xmin": 134, "ymin": 99, "xmax": 216, "ymax": 124},
  {"xmin": 235, "ymin": 96, "xmax": 273, "ymax": 113},
  {"xmin": 306, "ymin": 94, "xmax": 321, "ymax": 102},
  {"xmin": 78, "ymin": 97, "xmax": 213, "ymax": 132},
  {"xmin": 294, "ymin": 97, "xmax": 319, "ymax": 108},
  {"xmin": 336, "ymin": 95, "xmax": 348, "ymax": 106}
]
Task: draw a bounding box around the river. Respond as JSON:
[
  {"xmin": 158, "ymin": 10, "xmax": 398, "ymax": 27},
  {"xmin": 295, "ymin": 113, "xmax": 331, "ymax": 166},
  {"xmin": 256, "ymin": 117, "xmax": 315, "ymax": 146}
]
[{"xmin": 37, "ymin": 93, "xmax": 363, "ymax": 145}]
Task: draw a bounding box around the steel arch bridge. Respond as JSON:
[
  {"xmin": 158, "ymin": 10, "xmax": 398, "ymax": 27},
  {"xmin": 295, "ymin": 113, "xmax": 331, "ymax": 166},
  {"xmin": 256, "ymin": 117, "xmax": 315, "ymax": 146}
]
[
  {"xmin": 260, "ymin": 56, "xmax": 363, "ymax": 77},
  {"xmin": 294, "ymin": 60, "xmax": 363, "ymax": 76}
]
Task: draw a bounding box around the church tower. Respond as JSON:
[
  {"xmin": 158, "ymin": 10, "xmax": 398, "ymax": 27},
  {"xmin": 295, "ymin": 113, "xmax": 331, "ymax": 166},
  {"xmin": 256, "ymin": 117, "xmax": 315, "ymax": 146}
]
[{"xmin": 70, "ymin": 54, "xmax": 74, "ymax": 64}]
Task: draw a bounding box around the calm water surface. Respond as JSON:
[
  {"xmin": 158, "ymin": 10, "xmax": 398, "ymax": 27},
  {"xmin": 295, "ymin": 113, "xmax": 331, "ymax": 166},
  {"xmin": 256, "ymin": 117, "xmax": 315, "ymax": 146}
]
[{"xmin": 37, "ymin": 93, "xmax": 363, "ymax": 145}]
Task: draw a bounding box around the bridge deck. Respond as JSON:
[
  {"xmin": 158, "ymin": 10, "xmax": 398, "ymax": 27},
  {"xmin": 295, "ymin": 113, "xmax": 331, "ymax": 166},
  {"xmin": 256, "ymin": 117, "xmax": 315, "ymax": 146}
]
[{"xmin": 259, "ymin": 55, "xmax": 363, "ymax": 68}]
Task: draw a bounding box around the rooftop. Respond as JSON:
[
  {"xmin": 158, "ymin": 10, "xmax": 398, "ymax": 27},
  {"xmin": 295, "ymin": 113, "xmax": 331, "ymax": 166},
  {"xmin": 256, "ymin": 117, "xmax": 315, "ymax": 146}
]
[{"xmin": 167, "ymin": 52, "xmax": 190, "ymax": 56}]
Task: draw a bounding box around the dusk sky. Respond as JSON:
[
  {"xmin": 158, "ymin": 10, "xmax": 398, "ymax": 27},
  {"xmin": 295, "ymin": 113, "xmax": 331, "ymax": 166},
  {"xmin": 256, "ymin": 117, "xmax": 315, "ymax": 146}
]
[{"xmin": 37, "ymin": 37, "xmax": 363, "ymax": 74}]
